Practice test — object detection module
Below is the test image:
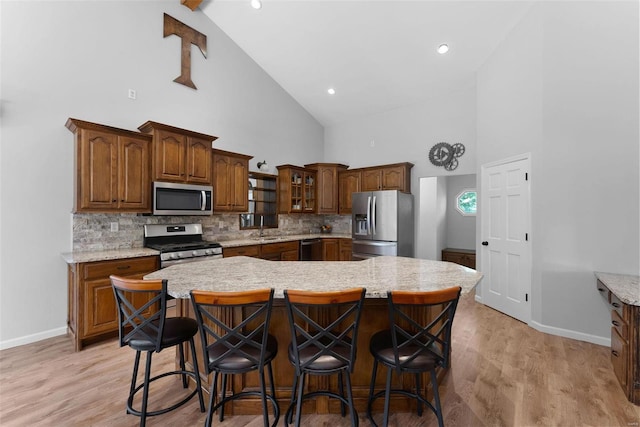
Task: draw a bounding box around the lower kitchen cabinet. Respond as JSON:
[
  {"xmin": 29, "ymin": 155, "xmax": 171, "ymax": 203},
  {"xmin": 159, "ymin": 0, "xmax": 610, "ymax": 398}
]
[
  {"xmin": 322, "ymin": 238, "xmax": 340, "ymax": 261},
  {"xmin": 223, "ymin": 245, "xmax": 261, "ymax": 258},
  {"xmin": 260, "ymin": 241, "xmax": 299, "ymax": 261},
  {"xmin": 67, "ymin": 256, "xmax": 159, "ymax": 351},
  {"xmin": 597, "ymin": 279, "xmax": 640, "ymax": 405},
  {"xmin": 339, "ymin": 238, "xmax": 352, "ymax": 261},
  {"xmin": 442, "ymin": 248, "xmax": 476, "ymax": 269}
]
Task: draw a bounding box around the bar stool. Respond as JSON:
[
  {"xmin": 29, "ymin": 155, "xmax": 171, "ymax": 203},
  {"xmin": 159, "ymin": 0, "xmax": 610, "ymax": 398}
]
[
  {"xmin": 110, "ymin": 275, "xmax": 205, "ymax": 427},
  {"xmin": 190, "ymin": 288, "xmax": 279, "ymax": 427},
  {"xmin": 367, "ymin": 286, "xmax": 462, "ymax": 427},
  {"xmin": 284, "ymin": 287, "xmax": 367, "ymax": 427}
]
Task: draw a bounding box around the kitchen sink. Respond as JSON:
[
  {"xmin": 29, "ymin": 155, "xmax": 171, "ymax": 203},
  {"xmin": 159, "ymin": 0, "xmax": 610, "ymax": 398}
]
[{"xmin": 253, "ymin": 236, "xmax": 281, "ymax": 241}]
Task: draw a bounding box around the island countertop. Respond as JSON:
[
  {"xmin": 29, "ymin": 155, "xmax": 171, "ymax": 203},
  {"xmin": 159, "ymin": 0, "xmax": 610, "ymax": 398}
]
[
  {"xmin": 144, "ymin": 255, "xmax": 483, "ymax": 298},
  {"xmin": 595, "ymin": 271, "xmax": 640, "ymax": 306}
]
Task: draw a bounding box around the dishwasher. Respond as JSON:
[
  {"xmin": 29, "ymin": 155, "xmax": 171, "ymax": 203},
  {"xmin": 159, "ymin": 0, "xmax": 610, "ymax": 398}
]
[{"xmin": 300, "ymin": 238, "xmax": 322, "ymax": 260}]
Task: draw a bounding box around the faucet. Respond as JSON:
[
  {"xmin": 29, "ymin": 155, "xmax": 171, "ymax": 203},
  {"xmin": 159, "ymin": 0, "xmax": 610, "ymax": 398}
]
[{"xmin": 259, "ymin": 215, "xmax": 264, "ymax": 238}]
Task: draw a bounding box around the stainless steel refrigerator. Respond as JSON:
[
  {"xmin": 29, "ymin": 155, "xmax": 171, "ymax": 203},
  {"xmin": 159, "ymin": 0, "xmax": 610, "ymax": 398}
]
[{"xmin": 352, "ymin": 190, "xmax": 414, "ymax": 260}]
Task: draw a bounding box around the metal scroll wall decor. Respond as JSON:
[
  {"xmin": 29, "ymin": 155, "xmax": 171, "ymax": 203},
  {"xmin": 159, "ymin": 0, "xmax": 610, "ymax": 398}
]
[
  {"xmin": 428, "ymin": 142, "xmax": 465, "ymax": 171},
  {"xmin": 163, "ymin": 13, "xmax": 207, "ymax": 89}
]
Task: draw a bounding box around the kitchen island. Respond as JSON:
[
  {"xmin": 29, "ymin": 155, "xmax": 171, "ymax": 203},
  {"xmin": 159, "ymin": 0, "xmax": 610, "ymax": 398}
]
[{"xmin": 145, "ymin": 256, "xmax": 482, "ymax": 416}]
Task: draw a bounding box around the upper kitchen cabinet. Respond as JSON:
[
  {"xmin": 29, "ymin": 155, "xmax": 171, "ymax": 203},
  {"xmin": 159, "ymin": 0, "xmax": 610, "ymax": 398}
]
[
  {"xmin": 212, "ymin": 149, "xmax": 252, "ymax": 212},
  {"xmin": 304, "ymin": 163, "xmax": 348, "ymax": 214},
  {"xmin": 338, "ymin": 170, "xmax": 362, "ymax": 215},
  {"xmin": 138, "ymin": 121, "xmax": 217, "ymax": 185},
  {"xmin": 360, "ymin": 162, "xmax": 414, "ymax": 193},
  {"xmin": 66, "ymin": 118, "xmax": 152, "ymax": 213},
  {"xmin": 276, "ymin": 165, "xmax": 316, "ymax": 213}
]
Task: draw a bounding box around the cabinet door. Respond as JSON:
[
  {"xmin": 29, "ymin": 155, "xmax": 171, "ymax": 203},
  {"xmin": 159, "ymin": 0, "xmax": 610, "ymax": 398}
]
[
  {"xmin": 186, "ymin": 137, "xmax": 212, "ymax": 184},
  {"xmin": 213, "ymin": 154, "xmax": 232, "ymax": 211},
  {"xmin": 339, "ymin": 239, "xmax": 352, "ymax": 261},
  {"xmin": 611, "ymin": 327, "xmax": 629, "ymax": 389},
  {"xmin": 154, "ymin": 130, "xmax": 186, "ymax": 182},
  {"xmin": 339, "ymin": 171, "xmax": 361, "ymax": 214},
  {"xmin": 303, "ymin": 171, "xmax": 316, "ymax": 213},
  {"xmin": 322, "ymin": 239, "xmax": 340, "ymax": 261},
  {"xmin": 316, "ymin": 166, "xmax": 338, "ymax": 214},
  {"xmin": 83, "ymin": 278, "xmax": 118, "ymax": 337},
  {"xmin": 224, "ymin": 245, "xmax": 260, "ymax": 258},
  {"xmin": 281, "ymin": 249, "xmax": 299, "ymax": 261},
  {"xmin": 78, "ymin": 130, "xmax": 118, "ymax": 210},
  {"xmin": 230, "ymin": 157, "xmax": 249, "ymax": 211},
  {"xmin": 362, "ymin": 169, "xmax": 382, "ymax": 191},
  {"xmin": 118, "ymin": 136, "xmax": 151, "ymax": 211},
  {"xmin": 381, "ymin": 166, "xmax": 406, "ymax": 191}
]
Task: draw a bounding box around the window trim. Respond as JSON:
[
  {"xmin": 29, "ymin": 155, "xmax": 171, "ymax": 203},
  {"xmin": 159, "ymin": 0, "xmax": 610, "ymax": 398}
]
[{"xmin": 455, "ymin": 188, "xmax": 477, "ymax": 216}]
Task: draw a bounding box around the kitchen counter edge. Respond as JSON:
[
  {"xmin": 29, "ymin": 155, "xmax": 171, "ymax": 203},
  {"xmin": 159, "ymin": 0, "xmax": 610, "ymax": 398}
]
[{"xmin": 595, "ymin": 271, "xmax": 640, "ymax": 306}]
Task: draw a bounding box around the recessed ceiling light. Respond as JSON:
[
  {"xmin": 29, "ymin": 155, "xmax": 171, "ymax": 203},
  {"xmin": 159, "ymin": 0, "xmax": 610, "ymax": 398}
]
[
  {"xmin": 437, "ymin": 44, "xmax": 449, "ymax": 54},
  {"xmin": 327, "ymin": 88, "xmax": 336, "ymax": 95},
  {"xmin": 250, "ymin": 0, "xmax": 262, "ymax": 10}
]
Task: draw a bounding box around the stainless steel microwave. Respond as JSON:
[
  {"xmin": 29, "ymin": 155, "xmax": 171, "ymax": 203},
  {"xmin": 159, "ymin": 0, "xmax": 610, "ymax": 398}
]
[{"xmin": 153, "ymin": 182, "xmax": 213, "ymax": 216}]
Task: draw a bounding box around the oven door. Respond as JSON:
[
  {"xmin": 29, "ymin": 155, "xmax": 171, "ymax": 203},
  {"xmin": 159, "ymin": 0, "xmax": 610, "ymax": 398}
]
[{"xmin": 161, "ymin": 254, "xmax": 222, "ymax": 268}]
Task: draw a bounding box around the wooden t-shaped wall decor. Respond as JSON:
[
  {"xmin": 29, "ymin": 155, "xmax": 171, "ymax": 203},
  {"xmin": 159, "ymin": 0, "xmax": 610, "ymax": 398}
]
[{"xmin": 163, "ymin": 13, "xmax": 207, "ymax": 90}]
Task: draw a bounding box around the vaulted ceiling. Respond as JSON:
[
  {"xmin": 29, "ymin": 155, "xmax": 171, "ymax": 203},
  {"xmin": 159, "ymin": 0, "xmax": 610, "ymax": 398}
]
[{"xmin": 202, "ymin": 1, "xmax": 533, "ymax": 126}]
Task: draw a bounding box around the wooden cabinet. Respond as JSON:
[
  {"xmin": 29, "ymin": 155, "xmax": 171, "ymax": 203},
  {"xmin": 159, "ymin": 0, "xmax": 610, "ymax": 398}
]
[
  {"xmin": 304, "ymin": 163, "xmax": 348, "ymax": 214},
  {"xmin": 138, "ymin": 121, "xmax": 217, "ymax": 185},
  {"xmin": 244, "ymin": 172, "xmax": 278, "ymax": 230},
  {"xmin": 597, "ymin": 279, "xmax": 640, "ymax": 405},
  {"xmin": 338, "ymin": 170, "xmax": 362, "ymax": 214},
  {"xmin": 212, "ymin": 149, "xmax": 252, "ymax": 212},
  {"xmin": 276, "ymin": 165, "xmax": 316, "ymax": 214},
  {"xmin": 260, "ymin": 241, "xmax": 299, "ymax": 261},
  {"xmin": 339, "ymin": 238, "xmax": 353, "ymax": 261},
  {"xmin": 67, "ymin": 256, "xmax": 159, "ymax": 351},
  {"xmin": 442, "ymin": 248, "xmax": 476, "ymax": 269},
  {"xmin": 66, "ymin": 118, "xmax": 152, "ymax": 213},
  {"xmin": 360, "ymin": 163, "xmax": 413, "ymax": 193},
  {"xmin": 321, "ymin": 238, "xmax": 340, "ymax": 261},
  {"xmin": 223, "ymin": 245, "xmax": 261, "ymax": 258}
]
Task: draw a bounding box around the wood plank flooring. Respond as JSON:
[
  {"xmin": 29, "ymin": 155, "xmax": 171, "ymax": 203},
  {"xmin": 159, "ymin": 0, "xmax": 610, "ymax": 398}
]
[{"xmin": 1, "ymin": 293, "xmax": 639, "ymax": 426}]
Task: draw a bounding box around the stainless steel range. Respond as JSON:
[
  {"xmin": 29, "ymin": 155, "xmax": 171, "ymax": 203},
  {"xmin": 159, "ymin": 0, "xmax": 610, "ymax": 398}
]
[{"xmin": 144, "ymin": 223, "xmax": 222, "ymax": 267}]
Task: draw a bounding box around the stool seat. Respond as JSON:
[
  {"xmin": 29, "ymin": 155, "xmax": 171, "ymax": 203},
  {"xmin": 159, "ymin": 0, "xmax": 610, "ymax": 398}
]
[
  {"xmin": 128, "ymin": 317, "xmax": 199, "ymax": 351},
  {"xmin": 206, "ymin": 333, "xmax": 278, "ymax": 371},
  {"xmin": 287, "ymin": 336, "xmax": 353, "ymax": 372},
  {"xmin": 369, "ymin": 330, "xmax": 440, "ymax": 371}
]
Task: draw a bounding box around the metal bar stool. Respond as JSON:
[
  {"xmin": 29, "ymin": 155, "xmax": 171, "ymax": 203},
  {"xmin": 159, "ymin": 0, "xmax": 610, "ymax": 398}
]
[
  {"xmin": 190, "ymin": 288, "xmax": 279, "ymax": 427},
  {"xmin": 110, "ymin": 275, "xmax": 205, "ymax": 427},
  {"xmin": 283, "ymin": 287, "xmax": 367, "ymax": 427},
  {"xmin": 366, "ymin": 286, "xmax": 462, "ymax": 427}
]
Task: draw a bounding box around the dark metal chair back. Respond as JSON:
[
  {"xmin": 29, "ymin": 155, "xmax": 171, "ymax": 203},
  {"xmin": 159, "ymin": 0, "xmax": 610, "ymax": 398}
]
[
  {"xmin": 191, "ymin": 288, "xmax": 275, "ymax": 375},
  {"xmin": 111, "ymin": 276, "xmax": 166, "ymax": 353},
  {"xmin": 284, "ymin": 287, "xmax": 366, "ymax": 375},
  {"xmin": 387, "ymin": 286, "xmax": 461, "ymax": 372}
]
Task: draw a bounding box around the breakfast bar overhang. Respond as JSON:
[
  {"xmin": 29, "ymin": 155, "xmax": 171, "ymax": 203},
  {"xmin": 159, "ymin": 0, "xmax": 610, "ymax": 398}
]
[{"xmin": 145, "ymin": 255, "xmax": 483, "ymax": 416}]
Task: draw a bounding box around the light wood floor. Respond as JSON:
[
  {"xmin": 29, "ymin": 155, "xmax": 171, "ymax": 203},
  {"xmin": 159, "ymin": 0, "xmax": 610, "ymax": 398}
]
[{"xmin": 1, "ymin": 293, "xmax": 639, "ymax": 426}]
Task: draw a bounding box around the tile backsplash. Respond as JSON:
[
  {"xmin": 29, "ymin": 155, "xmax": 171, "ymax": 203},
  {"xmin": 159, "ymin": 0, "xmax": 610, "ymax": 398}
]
[{"xmin": 72, "ymin": 213, "xmax": 351, "ymax": 252}]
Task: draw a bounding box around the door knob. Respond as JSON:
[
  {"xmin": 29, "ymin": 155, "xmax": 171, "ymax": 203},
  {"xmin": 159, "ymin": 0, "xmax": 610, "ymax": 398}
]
[{"xmin": 481, "ymin": 241, "xmax": 489, "ymax": 246}]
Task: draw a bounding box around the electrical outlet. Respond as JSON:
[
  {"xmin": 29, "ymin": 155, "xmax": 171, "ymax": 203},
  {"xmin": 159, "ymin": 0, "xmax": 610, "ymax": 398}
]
[
  {"xmin": 110, "ymin": 222, "xmax": 119, "ymax": 232},
  {"xmin": 128, "ymin": 89, "xmax": 136, "ymax": 100}
]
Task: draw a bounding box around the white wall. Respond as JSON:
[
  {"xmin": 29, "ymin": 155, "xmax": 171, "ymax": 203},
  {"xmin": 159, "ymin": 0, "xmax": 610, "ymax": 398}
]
[
  {"xmin": 476, "ymin": 1, "xmax": 639, "ymax": 342},
  {"xmin": 0, "ymin": 1, "xmax": 323, "ymax": 347},
  {"xmin": 324, "ymin": 86, "xmax": 477, "ymax": 259},
  {"xmin": 419, "ymin": 177, "xmax": 449, "ymax": 261}
]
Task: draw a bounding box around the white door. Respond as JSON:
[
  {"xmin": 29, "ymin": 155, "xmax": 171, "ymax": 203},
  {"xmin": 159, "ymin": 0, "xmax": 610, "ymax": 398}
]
[{"xmin": 480, "ymin": 154, "xmax": 531, "ymax": 323}]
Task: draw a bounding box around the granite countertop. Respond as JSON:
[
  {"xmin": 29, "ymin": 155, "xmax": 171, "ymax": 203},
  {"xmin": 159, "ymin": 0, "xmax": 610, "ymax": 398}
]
[
  {"xmin": 595, "ymin": 271, "xmax": 640, "ymax": 306},
  {"xmin": 145, "ymin": 255, "xmax": 483, "ymax": 299},
  {"xmin": 61, "ymin": 234, "xmax": 352, "ymax": 263},
  {"xmin": 61, "ymin": 247, "xmax": 160, "ymax": 264}
]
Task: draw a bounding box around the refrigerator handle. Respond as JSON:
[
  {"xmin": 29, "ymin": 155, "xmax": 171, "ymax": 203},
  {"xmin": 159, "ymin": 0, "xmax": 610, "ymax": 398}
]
[
  {"xmin": 372, "ymin": 196, "xmax": 376, "ymax": 235},
  {"xmin": 367, "ymin": 196, "xmax": 372, "ymax": 235}
]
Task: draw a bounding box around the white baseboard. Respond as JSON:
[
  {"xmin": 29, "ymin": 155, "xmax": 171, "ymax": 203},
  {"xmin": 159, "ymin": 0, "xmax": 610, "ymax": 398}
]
[
  {"xmin": 529, "ymin": 320, "xmax": 610, "ymax": 347},
  {"xmin": 473, "ymin": 297, "xmax": 610, "ymax": 347},
  {"xmin": 0, "ymin": 327, "xmax": 67, "ymax": 350}
]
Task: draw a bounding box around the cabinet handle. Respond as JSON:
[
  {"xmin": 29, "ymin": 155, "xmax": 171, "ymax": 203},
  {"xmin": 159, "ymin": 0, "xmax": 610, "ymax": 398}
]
[
  {"xmin": 117, "ymin": 265, "xmax": 131, "ymax": 270},
  {"xmin": 112, "ymin": 199, "xmax": 117, "ymax": 202},
  {"xmin": 611, "ymin": 350, "xmax": 619, "ymax": 357},
  {"xmin": 612, "ymin": 320, "xmax": 620, "ymax": 327},
  {"xmin": 597, "ymin": 287, "xmax": 606, "ymax": 293},
  {"xmin": 612, "ymin": 302, "xmax": 620, "ymax": 308}
]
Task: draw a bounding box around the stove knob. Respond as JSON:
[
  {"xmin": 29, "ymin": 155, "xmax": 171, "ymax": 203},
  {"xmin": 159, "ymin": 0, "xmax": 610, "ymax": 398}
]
[
  {"xmin": 170, "ymin": 253, "xmax": 178, "ymax": 259},
  {"xmin": 176, "ymin": 253, "xmax": 183, "ymax": 258},
  {"xmin": 193, "ymin": 251, "xmax": 199, "ymax": 256},
  {"xmin": 205, "ymin": 249, "xmax": 213, "ymax": 255}
]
